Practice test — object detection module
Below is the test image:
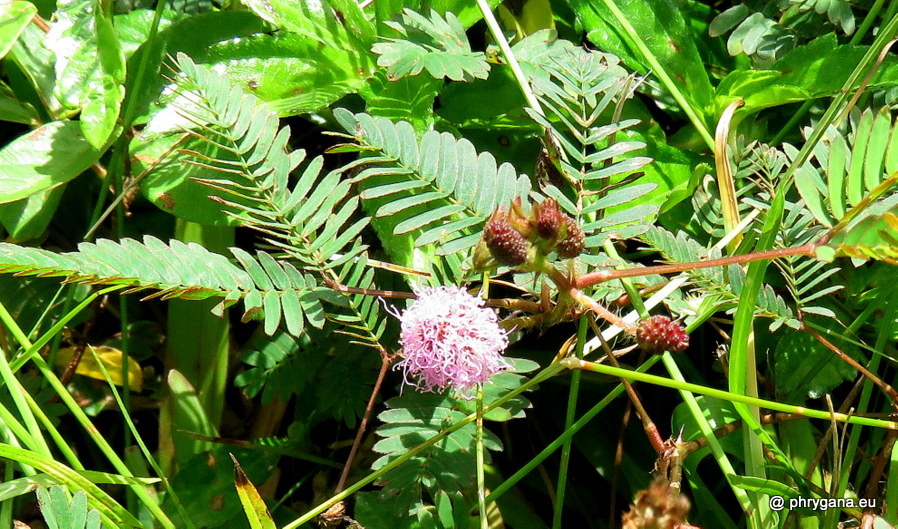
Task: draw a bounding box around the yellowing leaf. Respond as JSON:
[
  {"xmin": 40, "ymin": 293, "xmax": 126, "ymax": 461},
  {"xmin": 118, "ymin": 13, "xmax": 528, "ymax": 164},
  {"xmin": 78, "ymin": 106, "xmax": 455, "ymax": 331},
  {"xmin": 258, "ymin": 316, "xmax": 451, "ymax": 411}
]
[
  {"xmin": 54, "ymin": 345, "xmax": 143, "ymax": 392},
  {"xmin": 231, "ymin": 454, "xmax": 276, "ymax": 529}
]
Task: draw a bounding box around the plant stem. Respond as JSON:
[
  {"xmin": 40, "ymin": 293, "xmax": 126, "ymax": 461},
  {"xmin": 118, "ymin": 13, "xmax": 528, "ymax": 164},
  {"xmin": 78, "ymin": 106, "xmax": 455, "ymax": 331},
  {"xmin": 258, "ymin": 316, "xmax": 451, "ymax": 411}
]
[
  {"xmin": 564, "ymin": 358, "xmax": 898, "ymax": 430},
  {"xmin": 802, "ymin": 323, "xmax": 898, "ymax": 409},
  {"xmin": 575, "ymin": 243, "xmax": 817, "ymax": 288},
  {"xmin": 335, "ymin": 348, "xmax": 395, "ymax": 494},
  {"xmin": 285, "ymin": 362, "xmax": 567, "ymax": 529},
  {"xmin": 477, "ymin": 387, "xmax": 488, "ymax": 529},
  {"xmin": 552, "ymin": 315, "xmax": 588, "ymax": 529},
  {"xmin": 596, "ymin": 0, "xmax": 714, "ymax": 149},
  {"xmin": 474, "ymin": 0, "xmax": 544, "ymax": 117},
  {"xmin": 481, "ymin": 357, "xmax": 662, "ymax": 509}
]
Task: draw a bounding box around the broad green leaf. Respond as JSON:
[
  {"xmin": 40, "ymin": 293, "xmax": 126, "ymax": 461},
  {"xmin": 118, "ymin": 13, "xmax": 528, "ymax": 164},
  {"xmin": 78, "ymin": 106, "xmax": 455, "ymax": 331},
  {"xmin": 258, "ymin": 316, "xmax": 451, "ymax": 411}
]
[
  {"xmin": 39, "ymin": 0, "xmax": 125, "ymax": 146},
  {"xmin": 369, "ymin": 0, "xmax": 499, "ymax": 30},
  {"xmin": 243, "ymin": 0, "xmax": 375, "ymax": 49},
  {"xmin": 113, "ymin": 9, "xmax": 177, "ymax": 58},
  {"xmin": 0, "ymin": 185, "xmax": 64, "ymax": 240},
  {"xmin": 201, "ymin": 31, "xmax": 375, "ymax": 116},
  {"xmin": 712, "ymin": 69, "xmax": 810, "ymax": 117},
  {"xmin": 773, "ymin": 329, "xmax": 857, "ymax": 402},
  {"xmin": 571, "ymin": 0, "xmax": 713, "ymax": 111},
  {"xmin": 8, "ymin": 22, "xmax": 64, "ymax": 116},
  {"xmin": 0, "ymin": 82, "xmax": 39, "ymax": 124},
  {"xmin": 131, "ymin": 132, "xmax": 249, "ymax": 226},
  {"xmin": 498, "ymin": 0, "xmax": 555, "ymax": 38},
  {"xmin": 125, "ymin": 11, "xmax": 270, "ymax": 124},
  {"xmin": 0, "ymin": 1, "xmax": 36, "ymax": 60},
  {"xmin": 78, "ymin": 8, "xmax": 125, "ymax": 149},
  {"xmin": 362, "ymin": 73, "xmax": 440, "ymax": 134},
  {"xmin": 774, "ymin": 34, "xmax": 898, "ymax": 97},
  {"xmin": 0, "ymin": 121, "xmax": 100, "ymax": 204}
]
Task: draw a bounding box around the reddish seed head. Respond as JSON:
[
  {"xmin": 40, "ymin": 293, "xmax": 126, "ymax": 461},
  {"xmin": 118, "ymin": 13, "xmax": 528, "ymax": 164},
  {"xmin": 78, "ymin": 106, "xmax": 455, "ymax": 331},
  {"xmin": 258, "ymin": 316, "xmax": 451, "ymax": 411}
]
[
  {"xmin": 556, "ymin": 216, "xmax": 585, "ymax": 259},
  {"xmin": 635, "ymin": 315, "xmax": 689, "ymax": 354},
  {"xmin": 484, "ymin": 212, "xmax": 530, "ymax": 267},
  {"xmin": 535, "ymin": 198, "xmax": 562, "ymax": 240}
]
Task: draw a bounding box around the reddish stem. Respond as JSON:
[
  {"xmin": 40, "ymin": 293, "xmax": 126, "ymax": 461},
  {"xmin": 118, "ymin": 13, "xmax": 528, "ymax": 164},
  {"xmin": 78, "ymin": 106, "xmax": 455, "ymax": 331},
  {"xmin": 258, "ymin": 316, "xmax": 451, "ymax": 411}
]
[
  {"xmin": 575, "ymin": 244, "xmax": 817, "ymax": 289},
  {"xmin": 802, "ymin": 323, "xmax": 898, "ymax": 411},
  {"xmin": 334, "ymin": 348, "xmax": 396, "ymax": 494}
]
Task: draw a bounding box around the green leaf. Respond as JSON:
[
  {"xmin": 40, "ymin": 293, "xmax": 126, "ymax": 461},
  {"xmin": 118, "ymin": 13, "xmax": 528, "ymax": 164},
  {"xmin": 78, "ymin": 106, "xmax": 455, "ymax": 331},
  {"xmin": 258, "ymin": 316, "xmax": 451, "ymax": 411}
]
[
  {"xmin": 362, "ymin": 73, "xmax": 440, "ymax": 134},
  {"xmin": 0, "ymin": 121, "xmax": 100, "ymax": 204},
  {"xmin": 773, "ymin": 329, "xmax": 857, "ymax": 402},
  {"xmin": 820, "ymin": 193, "xmax": 898, "ymax": 264},
  {"xmin": 572, "ymin": 0, "xmax": 713, "ymax": 111},
  {"xmin": 728, "ymin": 475, "xmax": 800, "ymax": 499},
  {"xmin": 334, "ymin": 109, "xmax": 530, "ymax": 256},
  {"xmin": 243, "ymin": 0, "xmax": 375, "ymax": 49},
  {"xmin": 370, "ymin": 0, "xmax": 497, "ymax": 30},
  {"xmin": 712, "ymin": 69, "xmax": 810, "ymax": 117},
  {"xmin": 774, "ymin": 34, "xmax": 898, "ymax": 96},
  {"xmin": 0, "ymin": 185, "xmax": 64, "ymax": 241},
  {"xmin": 0, "ymin": 84, "xmax": 39, "ymax": 124},
  {"xmin": 231, "ymin": 454, "xmax": 277, "ymax": 529},
  {"xmin": 200, "ymin": 31, "xmax": 375, "ymax": 117},
  {"xmin": 163, "ymin": 446, "xmax": 276, "ymax": 529},
  {"xmin": 373, "ymin": 9, "xmax": 489, "ymax": 82},
  {"xmin": 125, "ymin": 11, "xmax": 271, "ymax": 124},
  {"xmin": 0, "ymin": 1, "xmax": 36, "ymax": 60},
  {"xmin": 78, "ymin": 7, "xmax": 125, "ymax": 149},
  {"xmin": 0, "ymin": 445, "xmax": 141, "ymax": 527}
]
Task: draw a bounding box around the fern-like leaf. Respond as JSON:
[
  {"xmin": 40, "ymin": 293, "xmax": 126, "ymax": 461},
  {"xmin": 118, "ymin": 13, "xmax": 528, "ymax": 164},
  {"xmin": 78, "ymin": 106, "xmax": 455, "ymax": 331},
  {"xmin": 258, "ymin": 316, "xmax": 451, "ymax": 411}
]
[
  {"xmin": 137, "ymin": 53, "xmax": 388, "ymax": 342},
  {"xmin": 525, "ymin": 44, "xmax": 657, "ymax": 247},
  {"xmin": 331, "ymin": 109, "xmax": 532, "ymax": 255},
  {"xmin": 372, "ymin": 9, "xmax": 489, "ymax": 82},
  {"xmin": 369, "ymin": 357, "xmax": 536, "ymax": 518},
  {"xmin": 817, "ymin": 193, "xmax": 898, "ymax": 265},
  {"xmin": 37, "ymin": 486, "xmax": 103, "ymax": 529},
  {"xmin": 640, "ymin": 227, "xmax": 798, "ymax": 330},
  {"xmin": 0, "ymin": 237, "xmax": 344, "ymax": 337}
]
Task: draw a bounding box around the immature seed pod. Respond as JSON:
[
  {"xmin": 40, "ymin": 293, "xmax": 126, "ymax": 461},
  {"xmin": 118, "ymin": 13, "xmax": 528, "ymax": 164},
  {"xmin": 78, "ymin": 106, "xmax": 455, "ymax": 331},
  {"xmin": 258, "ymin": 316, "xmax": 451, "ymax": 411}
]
[
  {"xmin": 635, "ymin": 315, "xmax": 689, "ymax": 354},
  {"xmin": 483, "ymin": 213, "xmax": 530, "ymax": 267},
  {"xmin": 556, "ymin": 216, "xmax": 585, "ymax": 259},
  {"xmin": 535, "ymin": 198, "xmax": 562, "ymax": 240},
  {"xmin": 622, "ymin": 477, "xmax": 691, "ymax": 529}
]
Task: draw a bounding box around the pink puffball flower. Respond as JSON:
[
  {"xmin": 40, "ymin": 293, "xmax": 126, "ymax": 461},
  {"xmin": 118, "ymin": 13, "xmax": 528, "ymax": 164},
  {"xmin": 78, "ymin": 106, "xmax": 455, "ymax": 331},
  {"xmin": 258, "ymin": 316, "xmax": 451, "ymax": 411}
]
[{"xmin": 391, "ymin": 286, "xmax": 510, "ymax": 399}]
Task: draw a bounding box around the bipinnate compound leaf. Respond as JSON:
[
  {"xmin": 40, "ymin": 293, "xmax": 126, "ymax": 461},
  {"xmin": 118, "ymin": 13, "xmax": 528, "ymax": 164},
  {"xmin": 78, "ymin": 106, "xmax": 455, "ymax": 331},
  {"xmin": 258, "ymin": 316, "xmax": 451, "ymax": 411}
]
[
  {"xmin": 373, "ymin": 9, "xmax": 489, "ymax": 82},
  {"xmin": 794, "ymin": 109, "xmax": 898, "ymax": 229},
  {"xmin": 331, "ymin": 109, "xmax": 531, "ymax": 255},
  {"xmin": 816, "ymin": 193, "xmax": 898, "ymax": 265},
  {"xmin": 0, "ymin": 236, "xmax": 342, "ymax": 337},
  {"xmin": 368, "ymin": 358, "xmax": 534, "ymax": 520}
]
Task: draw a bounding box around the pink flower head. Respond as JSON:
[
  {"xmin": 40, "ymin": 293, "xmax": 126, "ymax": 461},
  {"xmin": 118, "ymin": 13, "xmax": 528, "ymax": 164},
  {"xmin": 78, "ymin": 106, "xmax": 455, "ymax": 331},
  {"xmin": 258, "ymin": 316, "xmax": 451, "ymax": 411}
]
[{"xmin": 392, "ymin": 286, "xmax": 510, "ymax": 398}]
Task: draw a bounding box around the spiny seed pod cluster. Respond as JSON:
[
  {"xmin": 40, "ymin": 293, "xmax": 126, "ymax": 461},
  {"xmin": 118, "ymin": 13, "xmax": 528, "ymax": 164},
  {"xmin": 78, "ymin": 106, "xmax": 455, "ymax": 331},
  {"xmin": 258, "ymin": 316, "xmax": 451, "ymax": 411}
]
[
  {"xmin": 475, "ymin": 198, "xmax": 586, "ymax": 270},
  {"xmin": 483, "ymin": 212, "xmax": 530, "ymax": 267},
  {"xmin": 621, "ymin": 477, "xmax": 691, "ymax": 529},
  {"xmin": 635, "ymin": 315, "xmax": 689, "ymax": 354}
]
